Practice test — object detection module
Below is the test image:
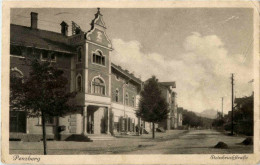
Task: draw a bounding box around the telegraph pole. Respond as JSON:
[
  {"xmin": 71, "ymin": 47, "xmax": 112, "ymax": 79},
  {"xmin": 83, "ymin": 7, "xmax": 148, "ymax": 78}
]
[
  {"xmin": 221, "ymin": 97, "xmax": 224, "ymax": 118},
  {"xmin": 231, "ymin": 74, "xmax": 234, "ymax": 135}
]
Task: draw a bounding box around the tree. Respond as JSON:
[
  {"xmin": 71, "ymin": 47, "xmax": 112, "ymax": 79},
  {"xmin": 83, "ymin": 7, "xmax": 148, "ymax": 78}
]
[
  {"xmin": 233, "ymin": 94, "xmax": 253, "ymax": 135},
  {"xmin": 182, "ymin": 109, "xmax": 212, "ymax": 129},
  {"xmin": 10, "ymin": 58, "xmax": 76, "ymax": 155},
  {"xmin": 212, "ymin": 112, "xmax": 225, "ymax": 128},
  {"xmin": 136, "ymin": 76, "xmax": 169, "ymax": 138},
  {"xmin": 182, "ymin": 110, "xmax": 198, "ymax": 127}
]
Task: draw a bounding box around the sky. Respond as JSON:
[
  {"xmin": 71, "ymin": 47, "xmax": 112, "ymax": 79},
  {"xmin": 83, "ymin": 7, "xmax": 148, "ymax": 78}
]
[{"xmin": 11, "ymin": 8, "xmax": 254, "ymax": 114}]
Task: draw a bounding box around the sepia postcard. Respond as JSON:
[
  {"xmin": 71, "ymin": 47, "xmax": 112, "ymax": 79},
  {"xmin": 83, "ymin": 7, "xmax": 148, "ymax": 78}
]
[{"xmin": 1, "ymin": 1, "xmax": 260, "ymax": 164}]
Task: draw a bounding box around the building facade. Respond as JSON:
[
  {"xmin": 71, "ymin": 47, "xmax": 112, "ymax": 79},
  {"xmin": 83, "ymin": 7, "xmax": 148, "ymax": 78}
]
[
  {"xmin": 158, "ymin": 82, "xmax": 182, "ymax": 130},
  {"xmin": 10, "ymin": 9, "xmax": 179, "ymax": 141}
]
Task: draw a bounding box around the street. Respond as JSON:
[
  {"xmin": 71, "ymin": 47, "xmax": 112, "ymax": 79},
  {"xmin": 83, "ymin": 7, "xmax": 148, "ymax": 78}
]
[{"xmin": 10, "ymin": 129, "xmax": 253, "ymax": 155}]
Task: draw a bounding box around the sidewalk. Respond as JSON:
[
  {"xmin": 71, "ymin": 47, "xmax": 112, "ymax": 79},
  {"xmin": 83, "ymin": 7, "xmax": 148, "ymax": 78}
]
[{"xmin": 10, "ymin": 130, "xmax": 188, "ymax": 155}]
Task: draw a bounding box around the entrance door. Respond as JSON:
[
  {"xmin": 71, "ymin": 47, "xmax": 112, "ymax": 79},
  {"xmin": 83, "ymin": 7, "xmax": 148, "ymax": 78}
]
[
  {"xmin": 87, "ymin": 113, "xmax": 94, "ymax": 134},
  {"xmin": 10, "ymin": 111, "xmax": 26, "ymax": 133}
]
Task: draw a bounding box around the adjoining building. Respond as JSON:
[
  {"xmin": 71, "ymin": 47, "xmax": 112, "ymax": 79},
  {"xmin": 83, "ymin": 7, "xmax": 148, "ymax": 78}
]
[
  {"xmin": 158, "ymin": 82, "xmax": 182, "ymax": 130},
  {"xmin": 9, "ymin": 9, "xmax": 180, "ymax": 141},
  {"xmin": 177, "ymin": 107, "xmax": 183, "ymax": 128}
]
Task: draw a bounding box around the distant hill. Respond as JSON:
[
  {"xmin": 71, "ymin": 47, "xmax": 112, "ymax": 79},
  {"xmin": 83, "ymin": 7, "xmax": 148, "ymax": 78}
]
[{"xmin": 196, "ymin": 109, "xmax": 218, "ymax": 119}]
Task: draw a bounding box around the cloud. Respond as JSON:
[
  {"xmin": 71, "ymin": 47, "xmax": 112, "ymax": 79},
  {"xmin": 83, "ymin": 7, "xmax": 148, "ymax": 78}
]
[{"xmin": 111, "ymin": 33, "xmax": 253, "ymax": 113}]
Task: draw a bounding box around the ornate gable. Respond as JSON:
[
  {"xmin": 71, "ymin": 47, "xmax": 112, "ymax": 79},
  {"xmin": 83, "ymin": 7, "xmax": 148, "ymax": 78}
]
[
  {"xmin": 94, "ymin": 13, "xmax": 106, "ymax": 28},
  {"xmin": 86, "ymin": 8, "xmax": 112, "ymax": 48}
]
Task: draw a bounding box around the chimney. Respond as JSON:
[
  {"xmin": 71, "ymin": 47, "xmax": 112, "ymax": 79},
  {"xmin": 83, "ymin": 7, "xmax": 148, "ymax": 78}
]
[
  {"xmin": 60, "ymin": 21, "xmax": 69, "ymax": 36},
  {"xmin": 30, "ymin": 12, "xmax": 38, "ymax": 29}
]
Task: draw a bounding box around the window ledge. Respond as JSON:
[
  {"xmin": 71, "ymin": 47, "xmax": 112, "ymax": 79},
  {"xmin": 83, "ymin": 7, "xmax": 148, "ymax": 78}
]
[
  {"xmin": 90, "ymin": 93, "xmax": 108, "ymax": 97},
  {"xmin": 10, "ymin": 55, "xmax": 25, "ymax": 58},
  {"xmin": 92, "ymin": 62, "xmax": 106, "ymax": 67},
  {"xmin": 36, "ymin": 124, "xmax": 55, "ymax": 126}
]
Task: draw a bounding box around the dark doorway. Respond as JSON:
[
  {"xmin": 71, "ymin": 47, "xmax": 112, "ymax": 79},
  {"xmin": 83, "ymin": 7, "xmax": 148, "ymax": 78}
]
[
  {"xmin": 10, "ymin": 111, "xmax": 26, "ymax": 133},
  {"xmin": 87, "ymin": 109, "xmax": 94, "ymax": 134}
]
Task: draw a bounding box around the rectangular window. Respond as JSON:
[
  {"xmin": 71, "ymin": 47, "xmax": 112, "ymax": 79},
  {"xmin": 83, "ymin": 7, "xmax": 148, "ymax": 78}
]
[
  {"xmin": 10, "ymin": 45, "xmax": 22, "ymax": 56},
  {"xmin": 42, "ymin": 51, "xmax": 48, "ymax": 60},
  {"xmin": 114, "ymin": 122, "xmax": 119, "ymax": 132},
  {"xmin": 93, "ymin": 54, "xmax": 96, "ymax": 63},
  {"xmin": 45, "ymin": 116, "xmax": 54, "ymax": 124},
  {"xmin": 38, "ymin": 116, "xmax": 54, "ymax": 125},
  {"xmin": 95, "ymin": 86, "xmax": 99, "ymax": 94},
  {"xmin": 97, "ymin": 55, "xmax": 101, "ymax": 64},
  {"xmin": 132, "ymin": 99, "xmax": 135, "ymax": 107},
  {"xmin": 27, "ymin": 48, "xmax": 33, "ymax": 55},
  {"xmin": 50, "ymin": 53, "xmax": 56, "ymax": 61},
  {"xmin": 92, "ymin": 53, "xmax": 105, "ymax": 66},
  {"xmin": 102, "ymin": 57, "xmax": 105, "ymax": 65},
  {"xmin": 101, "ymin": 86, "xmax": 105, "ymax": 95},
  {"xmin": 115, "ymin": 94, "xmax": 119, "ymax": 102}
]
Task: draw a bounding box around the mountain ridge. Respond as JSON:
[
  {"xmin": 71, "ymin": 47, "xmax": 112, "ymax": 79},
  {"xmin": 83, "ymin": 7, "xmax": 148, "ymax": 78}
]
[{"xmin": 195, "ymin": 109, "xmax": 218, "ymax": 119}]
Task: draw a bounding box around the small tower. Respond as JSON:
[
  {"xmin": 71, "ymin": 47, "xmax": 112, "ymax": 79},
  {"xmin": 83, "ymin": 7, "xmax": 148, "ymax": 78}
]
[
  {"xmin": 60, "ymin": 21, "xmax": 69, "ymax": 36},
  {"xmin": 90, "ymin": 8, "xmax": 106, "ymax": 30},
  {"xmin": 86, "ymin": 8, "xmax": 112, "ymax": 48}
]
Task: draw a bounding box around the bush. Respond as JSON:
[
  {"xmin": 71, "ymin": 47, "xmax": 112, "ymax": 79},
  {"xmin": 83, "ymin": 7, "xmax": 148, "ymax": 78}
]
[
  {"xmin": 156, "ymin": 127, "xmax": 166, "ymax": 133},
  {"xmin": 242, "ymin": 137, "xmax": 253, "ymax": 145},
  {"xmin": 214, "ymin": 142, "xmax": 228, "ymax": 149}
]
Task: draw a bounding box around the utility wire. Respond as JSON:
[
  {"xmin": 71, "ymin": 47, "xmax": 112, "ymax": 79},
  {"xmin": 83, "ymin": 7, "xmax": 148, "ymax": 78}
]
[{"xmin": 242, "ymin": 38, "xmax": 253, "ymax": 63}]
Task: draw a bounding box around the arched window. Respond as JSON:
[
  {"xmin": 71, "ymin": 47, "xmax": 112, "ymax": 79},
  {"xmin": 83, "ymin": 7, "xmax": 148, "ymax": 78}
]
[
  {"xmin": 10, "ymin": 67, "xmax": 24, "ymax": 83},
  {"xmin": 115, "ymin": 75, "xmax": 120, "ymax": 81},
  {"xmin": 77, "ymin": 48, "xmax": 82, "ymax": 63},
  {"xmin": 125, "ymin": 93, "xmax": 129, "ymax": 106},
  {"xmin": 76, "ymin": 74, "xmax": 82, "ymax": 92},
  {"xmin": 92, "ymin": 77, "xmax": 105, "ymax": 95},
  {"xmin": 132, "ymin": 96, "xmax": 135, "ymax": 107},
  {"xmin": 115, "ymin": 89, "xmax": 119, "ymax": 102},
  {"xmin": 11, "ymin": 71, "xmax": 23, "ymax": 78},
  {"xmin": 93, "ymin": 50, "xmax": 105, "ymax": 66}
]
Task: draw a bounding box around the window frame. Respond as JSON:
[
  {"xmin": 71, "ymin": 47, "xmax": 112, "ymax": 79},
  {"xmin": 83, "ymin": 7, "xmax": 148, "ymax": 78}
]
[
  {"xmin": 132, "ymin": 96, "xmax": 135, "ymax": 107},
  {"xmin": 10, "ymin": 45, "xmax": 23, "ymax": 57},
  {"xmin": 11, "ymin": 67, "xmax": 24, "ymax": 78},
  {"xmin": 92, "ymin": 50, "xmax": 106, "ymax": 67},
  {"xmin": 77, "ymin": 47, "xmax": 83, "ymax": 63},
  {"xmin": 115, "ymin": 88, "xmax": 119, "ymax": 102},
  {"xmin": 125, "ymin": 93, "xmax": 129, "ymax": 106},
  {"xmin": 41, "ymin": 50, "xmax": 49, "ymax": 61},
  {"xmin": 41, "ymin": 50, "xmax": 57, "ymax": 62},
  {"xmin": 115, "ymin": 75, "xmax": 120, "ymax": 81},
  {"xmin": 49, "ymin": 52, "xmax": 57, "ymax": 62},
  {"xmin": 91, "ymin": 76, "xmax": 106, "ymax": 95},
  {"xmin": 38, "ymin": 116, "xmax": 55, "ymax": 126},
  {"xmin": 76, "ymin": 74, "xmax": 83, "ymax": 92}
]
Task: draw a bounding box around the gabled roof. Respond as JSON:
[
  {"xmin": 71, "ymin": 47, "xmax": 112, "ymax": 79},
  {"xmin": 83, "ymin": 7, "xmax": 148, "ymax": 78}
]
[
  {"xmin": 159, "ymin": 82, "xmax": 176, "ymax": 88},
  {"xmin": 10, "ymin": 24, "xmax": 76, "ymax": 54},
  {"xmin": 111, "ymin": 63, "xmax": 142, "ymax": 85}
]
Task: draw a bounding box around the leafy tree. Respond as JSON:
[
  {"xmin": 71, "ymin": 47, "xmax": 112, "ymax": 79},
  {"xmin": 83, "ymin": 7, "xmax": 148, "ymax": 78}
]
[
  {"xmin": 233, "ymin": 95, "xmax": 253, "ymax": 135},
  {"xmin": 10, "ymin": 74, "xmax": 24, "ymax": 110},
  {"xmin": 212, "ymin": 112, "xmax": 225, "ymax": 128},
  {"xmin": 182, "ymin": 110, "xmax": 198, "ymax": 127},
  {"xmin": 10, "ymin": 59, "xmax": 76, "ymax": 155},
  {"xmin": 182, "ymin": 110, "xmax": 213, "ymax": 128},
  {"xmin": 136, "ymin": 76, "xmax": 169, "ymax": 138}
]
